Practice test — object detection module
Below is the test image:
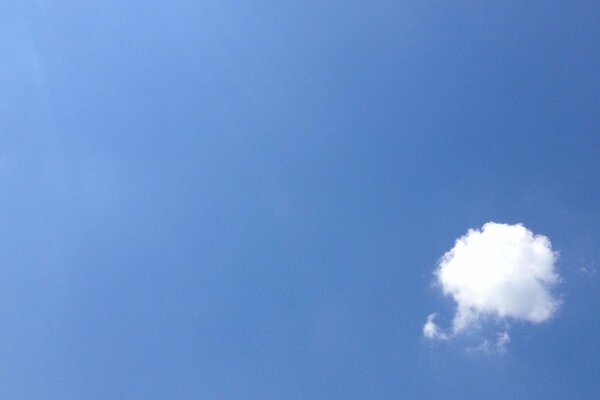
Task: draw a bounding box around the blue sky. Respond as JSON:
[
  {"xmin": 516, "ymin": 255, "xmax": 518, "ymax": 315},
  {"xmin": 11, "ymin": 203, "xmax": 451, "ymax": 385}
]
[{"xmin": 2, "ymin": 1, "xmax": 600, "ymax": 398}]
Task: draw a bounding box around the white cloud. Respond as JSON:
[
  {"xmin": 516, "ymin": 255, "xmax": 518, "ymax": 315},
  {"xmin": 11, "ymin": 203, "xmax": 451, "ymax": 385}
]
[
  {"xmin": 471, "ymin": 332, "xmax": 510, "ymax": 355},
  {"xmin": 423, "ymin": 313, "xmax": 448, "ymax": 341},
  {"xmin": 423, "ymin": 222, "xmax": 560, "ymax": 350}
]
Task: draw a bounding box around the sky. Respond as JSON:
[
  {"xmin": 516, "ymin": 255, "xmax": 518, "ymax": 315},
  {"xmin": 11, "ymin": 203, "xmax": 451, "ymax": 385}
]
[{"xmin": 1, "ymin": 1, "xmax": 600, "ymax": 398}]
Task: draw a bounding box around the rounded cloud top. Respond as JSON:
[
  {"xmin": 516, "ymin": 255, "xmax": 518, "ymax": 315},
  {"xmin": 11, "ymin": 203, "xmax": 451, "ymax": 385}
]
[{"xmin": 424, "ymin": 222, "xmax": 561, "ymax": 349}]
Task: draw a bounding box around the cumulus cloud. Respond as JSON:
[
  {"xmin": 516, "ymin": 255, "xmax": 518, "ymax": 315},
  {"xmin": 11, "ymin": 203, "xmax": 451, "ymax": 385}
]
[{"xmin": 423, "ymin": 222, "xmax": 560, "ymax": 349}]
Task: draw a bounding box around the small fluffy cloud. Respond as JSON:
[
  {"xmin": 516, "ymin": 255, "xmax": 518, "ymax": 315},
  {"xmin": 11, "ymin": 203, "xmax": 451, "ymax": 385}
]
[
  {"xmin": 423, "ymin": 222, "xmax": 560, "ymax": 350},
  {"xmin": 423, "ymin": 314, "xmax": 448, "ymax": 341}
]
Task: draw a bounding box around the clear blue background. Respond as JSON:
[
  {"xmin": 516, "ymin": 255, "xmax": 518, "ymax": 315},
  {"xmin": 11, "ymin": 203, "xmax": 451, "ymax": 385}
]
[{"xmin": 2, "ymin": 1, "xmax": 599, "ymax": 398}]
